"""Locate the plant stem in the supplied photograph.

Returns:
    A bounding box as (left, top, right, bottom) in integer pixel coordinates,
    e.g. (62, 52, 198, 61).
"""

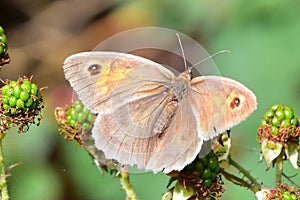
(221, 170, 259, 193)
(119, 166, 138, 200)
(0, 137, 9, 200)
(227, 155, 261, 192)
(282, 172, 299, 187)
(275, 151, 283, 187)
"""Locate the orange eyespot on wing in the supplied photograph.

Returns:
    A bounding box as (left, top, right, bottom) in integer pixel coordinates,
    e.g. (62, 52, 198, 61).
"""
(226, 90, 244, 110)
(230, 97, 240, 108)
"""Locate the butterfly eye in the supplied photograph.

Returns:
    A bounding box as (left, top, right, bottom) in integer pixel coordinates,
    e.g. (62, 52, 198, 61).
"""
(230, 97, 241, 108)
(88, 64, 102, 75)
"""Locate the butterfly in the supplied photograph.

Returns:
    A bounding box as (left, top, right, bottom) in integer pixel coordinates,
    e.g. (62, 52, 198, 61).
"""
(63, 51, 257, 173)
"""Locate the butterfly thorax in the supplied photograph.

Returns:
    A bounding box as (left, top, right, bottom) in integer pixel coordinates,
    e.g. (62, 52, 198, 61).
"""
(172, 71, 189, 102)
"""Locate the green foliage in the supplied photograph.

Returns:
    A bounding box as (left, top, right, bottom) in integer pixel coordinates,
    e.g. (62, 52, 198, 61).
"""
(2, 1, 300, 199)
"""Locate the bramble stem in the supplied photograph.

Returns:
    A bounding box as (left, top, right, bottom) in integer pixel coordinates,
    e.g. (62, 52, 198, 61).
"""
(119, 166, 138, 200)
(275, 151, 283, 187)
(221, 170, 259, 193)
(227, 155, 261, 193)
(282, 172, 299, 187)
(0, 136, 9, 200)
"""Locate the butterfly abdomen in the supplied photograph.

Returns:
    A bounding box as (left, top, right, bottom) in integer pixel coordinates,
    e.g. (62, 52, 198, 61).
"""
(154, 100, 178, 138)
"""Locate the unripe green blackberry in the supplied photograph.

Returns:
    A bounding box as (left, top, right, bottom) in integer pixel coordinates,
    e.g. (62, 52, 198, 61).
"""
(281, 191, 297, 200)
(0, 26, 4, 35)
(183, 150, 221, 187)
(168, 150, 225, 199)
(65, 100, 95, 131)
(0, 77, 44, 133)
(1, 78, 41, 115)
(198, 150, 220, 187)
(55, 100, 96, 145)
(0, 26, 8, 57)
(258, 105, 300, 171)
(174, 150, 224, 199)
(265, 184, 300, 200)
(0, 26, 10, 66)
(260, 105, 299, 136)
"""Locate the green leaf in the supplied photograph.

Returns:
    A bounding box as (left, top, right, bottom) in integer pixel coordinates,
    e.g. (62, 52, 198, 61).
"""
(162, 190, 173, 200)
(284, 142, 300, 170)
(172, 181, 194, 200)
(260, 139, 283, 170)
(166, 176, 177, 188)
(214, 133, 231, 161)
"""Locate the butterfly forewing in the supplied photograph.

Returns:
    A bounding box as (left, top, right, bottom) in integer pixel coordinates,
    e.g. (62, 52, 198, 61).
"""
(63, 52, 175, 114)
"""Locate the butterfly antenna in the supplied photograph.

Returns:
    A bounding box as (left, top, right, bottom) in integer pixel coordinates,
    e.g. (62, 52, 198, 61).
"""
(176, 33, 188, 73)
(190, 50, 231, 71)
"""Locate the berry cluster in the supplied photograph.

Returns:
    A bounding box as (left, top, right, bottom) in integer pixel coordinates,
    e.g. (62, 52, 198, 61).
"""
(65, 100, 95, 131)
(281, 191, 297, 200)
(258, 105, 300, 171)
(261, 105, 298, 136)
(0, 26, 8, 57)
(185, 150, 220, 187)
(265, 184, 300, 200)
(164, 150, 224, 200)
(1, 79, 40, 115)
(0, 77, 43, 133)
(55, 101, 118, 174)
(55, 100, 95, 145)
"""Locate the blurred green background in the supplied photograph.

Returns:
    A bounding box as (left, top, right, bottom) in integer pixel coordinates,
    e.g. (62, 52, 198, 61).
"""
(1, 0, 300, 199)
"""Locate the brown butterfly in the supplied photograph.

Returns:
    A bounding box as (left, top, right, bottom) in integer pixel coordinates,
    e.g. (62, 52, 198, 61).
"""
(63, 51, 257, 173)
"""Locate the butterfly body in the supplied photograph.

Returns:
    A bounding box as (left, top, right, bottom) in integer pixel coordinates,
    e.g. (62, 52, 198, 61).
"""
(63, 51, 257, 173)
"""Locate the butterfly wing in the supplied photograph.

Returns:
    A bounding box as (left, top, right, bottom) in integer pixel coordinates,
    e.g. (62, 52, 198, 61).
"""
(144, 92, 204, 173)
(92, 84, 203, 173)
(64, 52, 194, 171)
(63, 52, 175, 114)
(189, 76, 257, 140)
(161, 76, 257, 172)
(64, 52, 257, 173)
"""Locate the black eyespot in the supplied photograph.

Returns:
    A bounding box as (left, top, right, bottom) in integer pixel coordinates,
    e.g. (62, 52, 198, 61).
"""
(230, 97, 241, 108)
(88, 64, 101, 75)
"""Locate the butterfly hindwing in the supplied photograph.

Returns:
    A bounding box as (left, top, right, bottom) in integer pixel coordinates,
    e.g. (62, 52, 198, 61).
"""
(92, 85, 204, 173)
(190, 76, 257, 140)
